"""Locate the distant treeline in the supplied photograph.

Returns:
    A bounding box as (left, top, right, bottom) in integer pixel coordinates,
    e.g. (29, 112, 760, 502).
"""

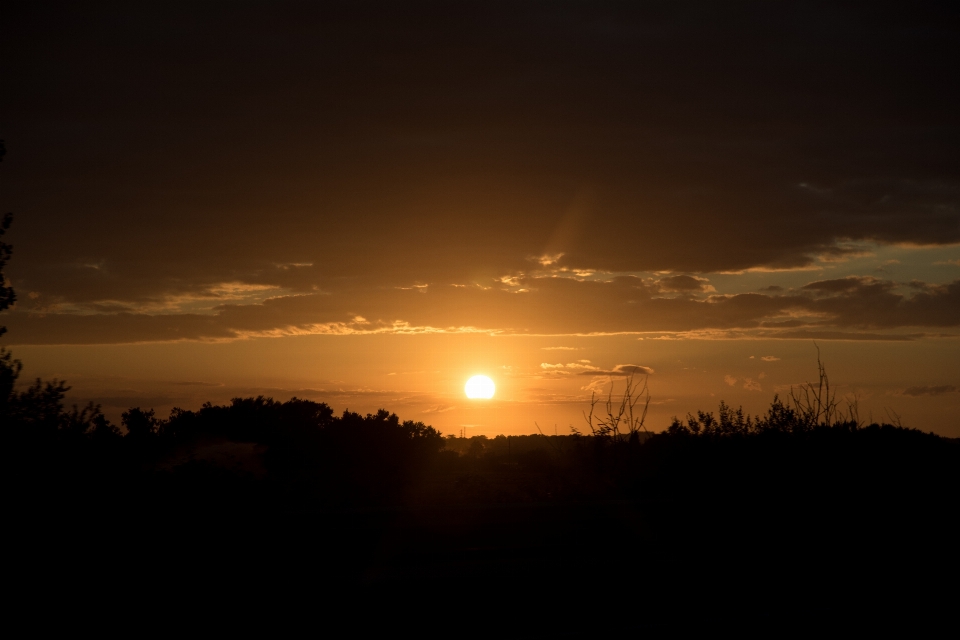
(5, 370, 957, 513)
(4, 362, 960, 608)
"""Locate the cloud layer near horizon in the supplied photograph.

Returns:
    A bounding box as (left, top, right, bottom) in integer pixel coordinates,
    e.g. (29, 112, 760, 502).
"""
(5, 274, 958, 344)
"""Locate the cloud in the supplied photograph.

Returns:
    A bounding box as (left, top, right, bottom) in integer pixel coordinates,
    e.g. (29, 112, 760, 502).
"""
(802, 277, 881, 294)
(422, 405, 456, 414)
(168, 381, 224, 387)
(536, 254, 564, 267)
(4, 1, 960, 350)
(761, 356, 780, 362)
(7, 273, 959, 344)
(901, 385, 958, 397)
(542, 361, 599, 374)
(755, 330, 925, 341)
(742, 378, 763, 392)
(580, 364, 653, 377)
(655, 275, 715, 293)
(6, 6, 960, 346)
(724, 375, 738, 386)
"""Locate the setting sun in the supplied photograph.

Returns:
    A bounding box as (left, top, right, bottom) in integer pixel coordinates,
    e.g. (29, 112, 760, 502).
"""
(465, 375, 495, 399)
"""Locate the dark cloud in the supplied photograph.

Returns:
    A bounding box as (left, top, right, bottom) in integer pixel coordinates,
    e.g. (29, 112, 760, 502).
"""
(656, 275, 713, 293)
(802, 278, 877, 294)
(902, 385, 958, 397)
(804, 279, 960, 329)
(3, 3, 959, 342)
(760, 330, 923, 342)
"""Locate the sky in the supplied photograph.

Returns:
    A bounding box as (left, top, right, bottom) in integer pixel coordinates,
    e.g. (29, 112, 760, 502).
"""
(2, 2, 959, 436)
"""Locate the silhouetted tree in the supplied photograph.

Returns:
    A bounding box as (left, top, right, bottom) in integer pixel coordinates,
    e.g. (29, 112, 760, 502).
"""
(87, 413, 123, 441)
(0, 140, 14, 333)
(0, 346, 20, 415)
(0, 140, 21, 417)
(122, 407, 161, 439)
(5, 377, 71, 437)
(0, 141, 121, 442)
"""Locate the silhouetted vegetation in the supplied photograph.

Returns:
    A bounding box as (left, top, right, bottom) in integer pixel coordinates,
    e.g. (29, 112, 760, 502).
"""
(5, 368, 955, 516)
(5, 370, 955, 624)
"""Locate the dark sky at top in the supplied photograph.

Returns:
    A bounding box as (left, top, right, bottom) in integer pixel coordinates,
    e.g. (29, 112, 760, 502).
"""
(2, 2, 959, 343)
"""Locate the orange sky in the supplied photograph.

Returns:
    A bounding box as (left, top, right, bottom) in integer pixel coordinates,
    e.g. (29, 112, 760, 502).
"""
(13, 332, 960, 437)
(2, 3, 959, 436)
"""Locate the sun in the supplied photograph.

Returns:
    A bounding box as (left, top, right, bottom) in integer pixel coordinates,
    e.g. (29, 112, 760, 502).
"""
(465, 375, 495, 399)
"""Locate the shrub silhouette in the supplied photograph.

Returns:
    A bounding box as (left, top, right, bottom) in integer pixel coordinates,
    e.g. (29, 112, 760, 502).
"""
(573, 374, 650, 442)
(666, 353, 862, 438)
(122, 407, 162, 439)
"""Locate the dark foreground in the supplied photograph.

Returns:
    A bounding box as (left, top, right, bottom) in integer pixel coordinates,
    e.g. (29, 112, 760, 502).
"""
(23, 493, 957, 633)
(8, 396, 960, 633)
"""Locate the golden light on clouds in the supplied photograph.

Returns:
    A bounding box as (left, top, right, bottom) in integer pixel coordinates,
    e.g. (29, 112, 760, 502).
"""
(465, 375, 495, 399)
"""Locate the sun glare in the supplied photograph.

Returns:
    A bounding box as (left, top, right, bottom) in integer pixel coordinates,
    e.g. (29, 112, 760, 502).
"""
(465, 375, 495, 399)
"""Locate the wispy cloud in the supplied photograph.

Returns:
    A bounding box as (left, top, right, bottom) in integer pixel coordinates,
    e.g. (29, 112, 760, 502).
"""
(168, 381, 224, 387)
(579, 364, 653, 377)
(901, 385, 957, 397)
(7, 270, 960, 345)
(423, 404, 456, 414)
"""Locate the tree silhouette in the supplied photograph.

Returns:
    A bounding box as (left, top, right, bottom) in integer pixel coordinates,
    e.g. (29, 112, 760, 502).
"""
(0, 140, 21, 415)
(121, 407, 162, 439)
(0, 141, 14, 327)
(0, 141, 110, 439)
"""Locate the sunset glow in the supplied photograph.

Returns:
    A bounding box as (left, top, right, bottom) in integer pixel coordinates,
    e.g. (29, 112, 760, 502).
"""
(1, 3, 958, 439)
